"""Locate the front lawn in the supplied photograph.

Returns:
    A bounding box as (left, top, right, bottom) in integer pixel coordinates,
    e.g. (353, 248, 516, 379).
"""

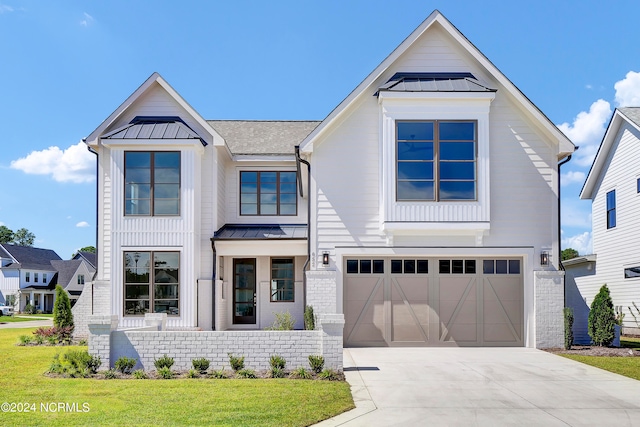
(0, 328, 354, 426)
(0, 316, 47, 323)
(559, 337, 640, 381)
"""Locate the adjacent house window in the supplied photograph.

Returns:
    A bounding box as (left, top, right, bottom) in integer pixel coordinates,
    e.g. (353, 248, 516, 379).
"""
(240, 171, 297, 215)
(625, 266, 640, 278)
(34, 273, 39, 283)
(125, 152, 180, 216)
(124, 251, 179, 316)
(637, 178, 640, 193)
(270, 258, 294, 302)
(606, 190, 616, 229)
(77, 275, 85, 285)
(43, 273, 47, 284)
(396, 121, 477, 201)
(25, 272, 30, 282)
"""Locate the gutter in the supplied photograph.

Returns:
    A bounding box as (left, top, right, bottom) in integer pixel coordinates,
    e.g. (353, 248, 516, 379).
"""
(295, 146, 311, 313)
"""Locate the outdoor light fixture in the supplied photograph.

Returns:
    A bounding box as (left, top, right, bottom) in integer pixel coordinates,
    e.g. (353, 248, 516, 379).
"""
(322, 252, 329, 265)
(540, 251, 549, 266)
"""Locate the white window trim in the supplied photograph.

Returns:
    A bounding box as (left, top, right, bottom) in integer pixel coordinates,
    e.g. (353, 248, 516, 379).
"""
(379, 92, 494, 237)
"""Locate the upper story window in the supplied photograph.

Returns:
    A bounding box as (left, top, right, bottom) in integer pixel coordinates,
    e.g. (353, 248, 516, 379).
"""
(240, 171, 297, 216)
(34, 273, 39, 283)
(125, 152, 180, 216)
(396, 121, 476, 201)
(606, 189, 616, 229)
(637, 178, 640, 193)
(43, 273, 47, 284)
(78, 275, 85, 285)
(25, 272, 30, 282)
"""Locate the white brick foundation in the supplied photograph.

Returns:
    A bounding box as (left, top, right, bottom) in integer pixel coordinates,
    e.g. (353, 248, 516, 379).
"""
(534, 270, 565, 349)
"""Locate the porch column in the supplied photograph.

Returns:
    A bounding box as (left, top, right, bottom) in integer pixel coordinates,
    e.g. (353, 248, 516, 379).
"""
(29, 291, 34, 307)
(39, 292, 44, 311)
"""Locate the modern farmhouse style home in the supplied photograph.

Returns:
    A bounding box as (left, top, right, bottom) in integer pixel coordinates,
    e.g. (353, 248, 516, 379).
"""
(81, 11, 574, 369)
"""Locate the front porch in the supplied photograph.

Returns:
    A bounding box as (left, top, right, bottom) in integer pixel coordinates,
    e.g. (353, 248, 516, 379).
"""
(19, 288, 55, 313)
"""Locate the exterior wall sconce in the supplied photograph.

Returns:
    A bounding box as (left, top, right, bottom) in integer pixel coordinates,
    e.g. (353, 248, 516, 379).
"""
(322, 252, 330, 266)
(540, 251, 549, 266)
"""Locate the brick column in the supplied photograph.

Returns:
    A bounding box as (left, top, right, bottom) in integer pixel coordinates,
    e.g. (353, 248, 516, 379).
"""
(534, 271, 565, 349)
(318, 313, 344, 370)
(88, 315, 118, 370)
(306, 270, 337, 314)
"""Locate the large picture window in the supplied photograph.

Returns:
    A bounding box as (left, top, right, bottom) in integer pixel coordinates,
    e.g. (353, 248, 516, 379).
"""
(271, 258, 294, 302)
(240, 171, 297, 215)
(124, 251, 179, 316)
(396, 121, 476, 201)
(125, 152, 180, 216)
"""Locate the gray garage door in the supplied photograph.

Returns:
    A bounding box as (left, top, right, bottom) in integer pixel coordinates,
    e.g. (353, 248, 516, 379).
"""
(344, 258, 523, 347)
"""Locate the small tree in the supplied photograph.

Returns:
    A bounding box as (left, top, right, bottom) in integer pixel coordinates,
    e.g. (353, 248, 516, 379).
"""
(53, 285, 74, 331)
(563, 307, 574, 350)
(561, 248, 579, 261)
(588, 284, 616, 346)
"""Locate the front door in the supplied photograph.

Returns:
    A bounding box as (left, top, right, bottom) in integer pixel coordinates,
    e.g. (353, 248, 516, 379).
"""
(233, 258, 256, 324)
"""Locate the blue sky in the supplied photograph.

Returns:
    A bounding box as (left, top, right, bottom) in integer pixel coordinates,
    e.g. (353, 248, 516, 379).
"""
(1, 0, 640, 258)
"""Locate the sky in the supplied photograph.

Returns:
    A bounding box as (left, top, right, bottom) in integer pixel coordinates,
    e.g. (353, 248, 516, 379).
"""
(1, 0, 640, 258)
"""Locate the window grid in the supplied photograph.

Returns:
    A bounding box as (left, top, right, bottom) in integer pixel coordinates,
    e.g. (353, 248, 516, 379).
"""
(124, 251, 180, 316)
(271, 258, 294, 302)
(125, 151, 181, 216)
(240, 171, 297, 216)
(606, 190, 616, 229)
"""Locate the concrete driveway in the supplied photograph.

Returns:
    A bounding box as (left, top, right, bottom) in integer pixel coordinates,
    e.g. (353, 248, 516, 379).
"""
(318, 347, 640, 426)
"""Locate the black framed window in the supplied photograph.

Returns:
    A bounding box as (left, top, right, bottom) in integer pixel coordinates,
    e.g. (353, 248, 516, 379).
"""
(78, 275, 85, 285)
(271, 258, 294, 302)
(483, 259, 521, 275)
(625, 266, 640, 279)
(397, 121, 476, 201)
(606, 190, 616, 229)
(124, 251, 179, 316)
(125, 152, 180, 216)
(240, 171, 297, 216)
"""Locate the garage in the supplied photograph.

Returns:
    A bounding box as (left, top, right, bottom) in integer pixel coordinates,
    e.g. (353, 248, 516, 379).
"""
(343, 257, 523, 347)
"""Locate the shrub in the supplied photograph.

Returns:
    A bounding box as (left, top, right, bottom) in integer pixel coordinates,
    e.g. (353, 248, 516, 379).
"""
(103, 369, 118, 379)
(53, 284, 74, 331)
(615, 306, 625, 326)
(46, 336, 58, 346)
(308, 355, 324, 374)
(187, 369, 199, 378)
(270, 355, 286, 370)
(78, 339, 88, 346)
(265, 311, 296, 330)
(564, 307, 574, 350)
(64, 350, 96, 373)
(33, 334, 45, 345)
(157, 366, 173, 379)
(48, 350, 100, 377)
(228, 353, 244, 372)
(318, 368, 340, 381)
(192, 358, 210, 374)
(17, 335, 33, 345)
(132, 369, 148, 379)
(33, 326, 73, 345)
(115, 356, 137, 374)
(588, 284, 616, 346)
(154, 355, 175, 370)
(236, 368, 256, 379)
(304, 305, 315, 330)
(629, 302, 640, 327)
(289, 367, 312, 379)
(209, 369, 229, 379)
(24, 304, 35, 314)
(269, 366, 285, 378)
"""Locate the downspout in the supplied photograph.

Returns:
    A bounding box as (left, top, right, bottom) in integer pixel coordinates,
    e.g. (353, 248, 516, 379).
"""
(85, 139, 98, 315)
(558, 151, 574, 309)
(211, 240, 217, 331)
(295, 146, 311, 313)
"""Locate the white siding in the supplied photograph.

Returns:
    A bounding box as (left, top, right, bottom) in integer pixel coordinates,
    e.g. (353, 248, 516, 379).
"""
(0, 270, 19, 303)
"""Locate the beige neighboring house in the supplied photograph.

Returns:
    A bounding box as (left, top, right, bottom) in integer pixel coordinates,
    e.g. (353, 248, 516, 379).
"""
(82, 10, 574, 352)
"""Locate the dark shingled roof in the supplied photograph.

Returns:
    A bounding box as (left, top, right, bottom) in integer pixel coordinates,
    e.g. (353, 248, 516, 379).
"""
(0, 244, 62, 270)
(73, 251, 96, 269)
(618, 107, 640, 128)
(50, 260, 84, 292)
(378, 72, 497, 94)
(208, 121, 320, 155)
(213, 224, 308, 240)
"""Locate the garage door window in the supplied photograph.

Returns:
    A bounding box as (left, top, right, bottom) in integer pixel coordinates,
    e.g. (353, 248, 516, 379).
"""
(439, 259, 476, 274)
(482, 259, 520, 274)
(346, 259, 384, 274)
(391, 259, 429, 274)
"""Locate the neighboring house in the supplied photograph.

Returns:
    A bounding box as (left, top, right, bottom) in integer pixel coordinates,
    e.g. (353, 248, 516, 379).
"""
(73, 251, 97, 270)
(83, 10, 574, 351)
(565, 107, 640, 341)
(0, 244, 95, 313)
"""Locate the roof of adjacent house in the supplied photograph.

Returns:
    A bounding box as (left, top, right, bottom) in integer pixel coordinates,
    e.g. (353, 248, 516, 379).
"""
(0, 244, 62, 270)
(618, 107, 640, 127)
(208, 120, 320, 155)
(73, 251, 96, 269)
(50, 260, 83, 291)
(213, 224, 308, 240)
(377, 72, 497, 94)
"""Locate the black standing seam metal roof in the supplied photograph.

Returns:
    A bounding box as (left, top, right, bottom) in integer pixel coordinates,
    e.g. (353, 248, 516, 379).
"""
(212, 224, 308, 240)
(377, 72, 497, 95)
(102, 116, 206, 146)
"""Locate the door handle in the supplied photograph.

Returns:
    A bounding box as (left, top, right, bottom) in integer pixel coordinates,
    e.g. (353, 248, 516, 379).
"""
(253, 293, 257, 305)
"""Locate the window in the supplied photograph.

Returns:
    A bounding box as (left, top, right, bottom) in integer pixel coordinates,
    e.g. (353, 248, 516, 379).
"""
(240, 171, 297, 215)
(77, 275, 85, 285)
(606, 190, 616, 229)
(271, 258, 294, 302)
(482, 259, 521, 275)
(124, 251, 179, 316)
(439, 259, 476, 274)
(346, 259, 385, 274)
(396, 121, 476, 201)
(43, 273, 47, 284)
(637, 177, 640, 193)
(125, 152, 180, 216)
(625, 266, 640, 279)
(390, 259, 428, 274)
(25, 272, 30, 282)
(34, 273, 39, 283)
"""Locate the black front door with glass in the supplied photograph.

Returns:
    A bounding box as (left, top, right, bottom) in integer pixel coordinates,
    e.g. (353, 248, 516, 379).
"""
(233, 258, 256, 324)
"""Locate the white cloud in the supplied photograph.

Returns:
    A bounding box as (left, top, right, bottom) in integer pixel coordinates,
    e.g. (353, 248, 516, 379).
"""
(561, 230, 593, 256)
(585, 84, 593, 90)
(0, 4, 14, 13)
(10, 141, 95, 183)
(561, 170, 586, 187)
(80, 12, 94, 27)
(76, 221, 90, 228)
(614, 71, 640, 107)
(557, 99, 611, 167)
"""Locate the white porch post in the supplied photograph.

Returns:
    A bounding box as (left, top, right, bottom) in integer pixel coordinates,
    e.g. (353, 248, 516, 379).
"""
(29, 291, 34, 307)
(39, 292, 44, 311)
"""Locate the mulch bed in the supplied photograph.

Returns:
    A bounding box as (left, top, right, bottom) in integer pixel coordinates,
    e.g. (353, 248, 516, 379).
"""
(546, 346, 640, 357)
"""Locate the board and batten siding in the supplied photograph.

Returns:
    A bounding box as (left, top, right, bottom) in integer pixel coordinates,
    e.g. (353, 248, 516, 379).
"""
(581, 123, 640, 327)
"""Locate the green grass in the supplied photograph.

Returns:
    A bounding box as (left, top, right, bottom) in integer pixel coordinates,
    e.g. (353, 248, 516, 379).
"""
(560, 336, 640, 381)
(0, 316, 48, 323)
(18, 313, 55, 318)
(0, 328, 354, 426)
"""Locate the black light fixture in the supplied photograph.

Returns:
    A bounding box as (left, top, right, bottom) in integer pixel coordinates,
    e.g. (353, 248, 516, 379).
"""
(540, 251, 549, 266)
(322, 252, 330, 266)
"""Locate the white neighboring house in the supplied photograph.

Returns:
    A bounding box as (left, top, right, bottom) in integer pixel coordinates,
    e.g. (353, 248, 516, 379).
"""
(0, 244, 94, 313)
(83, 10, 574, 348)
(565, 107, 640, 341)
